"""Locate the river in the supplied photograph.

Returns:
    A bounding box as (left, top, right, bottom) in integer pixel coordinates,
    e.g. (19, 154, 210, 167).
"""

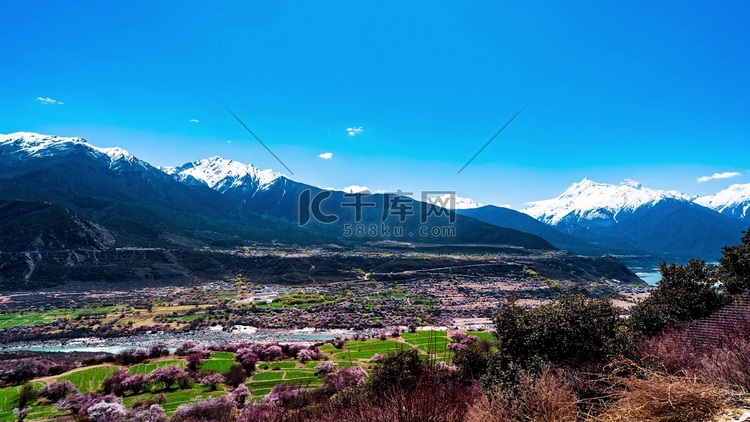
(1, 326, 373, 354)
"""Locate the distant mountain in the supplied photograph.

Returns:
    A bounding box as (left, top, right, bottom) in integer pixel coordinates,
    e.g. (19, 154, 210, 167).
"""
(524, 178, 696, 226)
(161, 156, 282, 193)
(696, 183, 750, 221)
(523, 179, 747, 261)
(165, 156, 554, 249)
(0, 132, 323, 247)
(458, 205, 601, 254)
(425, 194, 482, 210)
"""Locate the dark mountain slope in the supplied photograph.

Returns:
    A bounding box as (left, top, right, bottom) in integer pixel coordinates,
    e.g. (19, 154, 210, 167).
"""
(458, 206, 601, 254)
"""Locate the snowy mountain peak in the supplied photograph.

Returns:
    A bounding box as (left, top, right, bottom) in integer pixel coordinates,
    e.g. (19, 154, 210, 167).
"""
(524, 178, 695, 225)
(0, 132, 136, 164)
(426, 194, 483, 210)
(167, 156, 283, 191)
(696, 183, 750, 220)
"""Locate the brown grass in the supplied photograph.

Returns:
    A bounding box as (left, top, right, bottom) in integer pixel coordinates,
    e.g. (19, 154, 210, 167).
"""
(465, 366, 578, 422)
(597, 373, 728, 422)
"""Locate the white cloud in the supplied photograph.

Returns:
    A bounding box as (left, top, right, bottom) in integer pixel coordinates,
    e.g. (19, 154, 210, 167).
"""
(190, 119, 200, 123)
(341, 185, 371, 194)
(346, 126, 364, 137)
(318, 152, 333, 160)
(37, 97, 63, 105)
(696, 171, 742, 183)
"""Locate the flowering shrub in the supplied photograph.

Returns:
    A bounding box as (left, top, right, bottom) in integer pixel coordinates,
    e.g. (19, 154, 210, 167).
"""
(87, 400, 126, 422)
(235, 348, 259, 372)
(232, 384, 251, 406)
(408, 323, 418, 333)
(447, 342, 467, 352)
(187, 352, 204, 371)
(324, 366, 368, 392)
(296, 348, 317, 363)
(122, 374, 149, 395)
(176, 341, 197, 356)
(58, 393, 119, 416)
(448, 330, 468, 342)
(236, 404, 285, 422)
(314, 361, 337, 375)
(149, 344, 169, 358)
(103, 370, 131, 395)
(435, 361, 459, 372)
(126, 404, 167, 422)
(38, 380, 77, 402)
(115, 348, 149, 365)
(223, 364, 248, 387)
(263, 383, 305, 408)
(462, 335, 478, 347)
(332, 338, 346, 349)
(187, 346, 209, 357)
(262, 345, 284, 361)
(171, 396, 237, 422)
(391, 327, 401, 337)
(104, 370, 149, 396)
(200, 373, 225, 390)
(148, 365, 187, 389)
(378, 333, 388, 341)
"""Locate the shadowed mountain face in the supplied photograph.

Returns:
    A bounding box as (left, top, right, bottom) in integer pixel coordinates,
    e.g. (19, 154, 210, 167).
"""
(0, 201, 115, 252)
(458, 206, 602, 254)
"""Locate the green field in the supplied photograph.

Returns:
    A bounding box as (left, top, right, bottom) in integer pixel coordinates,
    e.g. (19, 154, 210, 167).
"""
(0, 383, 48, 421)
(129, 360, 185, 375)
(199, 359, 235, 373)
(467, 331, 496, 341)
(210, 351, 236, 360)
(59, 365, 120, 393)
(121, 388, 226, 414)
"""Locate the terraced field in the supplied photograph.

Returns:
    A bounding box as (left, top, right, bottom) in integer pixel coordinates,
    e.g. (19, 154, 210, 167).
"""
(58, 365, 120, 393)
(130, 359, 185, 375)
(0, 330, 494, 421)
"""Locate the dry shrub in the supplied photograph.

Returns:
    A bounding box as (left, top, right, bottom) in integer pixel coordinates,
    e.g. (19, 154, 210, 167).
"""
(317, 371, 476, 422)
(465, 366, 578, 422)
(598, 373, 728, 422)
(693, 336, 750, 392)
(635, 313, 750, 392)
(635, 328, 700, 375)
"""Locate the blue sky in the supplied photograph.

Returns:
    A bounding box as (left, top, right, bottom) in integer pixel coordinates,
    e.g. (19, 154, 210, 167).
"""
(2, 1, 749, 208)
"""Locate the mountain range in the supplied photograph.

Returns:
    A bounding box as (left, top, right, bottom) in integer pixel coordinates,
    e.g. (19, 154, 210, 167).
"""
(1, 131, 748, 287)
(470, 178, 748, 262)
(0, 132, 551, 251)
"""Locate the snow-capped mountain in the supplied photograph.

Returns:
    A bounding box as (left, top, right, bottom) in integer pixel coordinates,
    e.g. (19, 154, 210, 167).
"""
(0, 132, 144, 169)
(524, 178, 695, 226)
(425, 194, 482, 210)
(162, 156, 283, 194)
(522, 178, 746, 260)
(696, 183, 750, 221)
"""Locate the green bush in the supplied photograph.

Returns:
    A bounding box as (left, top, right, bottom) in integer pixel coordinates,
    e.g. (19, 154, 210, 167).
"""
(493, 295, 626, 369)
(629, 260, 723, 336)
(720, 230, 750, 295)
